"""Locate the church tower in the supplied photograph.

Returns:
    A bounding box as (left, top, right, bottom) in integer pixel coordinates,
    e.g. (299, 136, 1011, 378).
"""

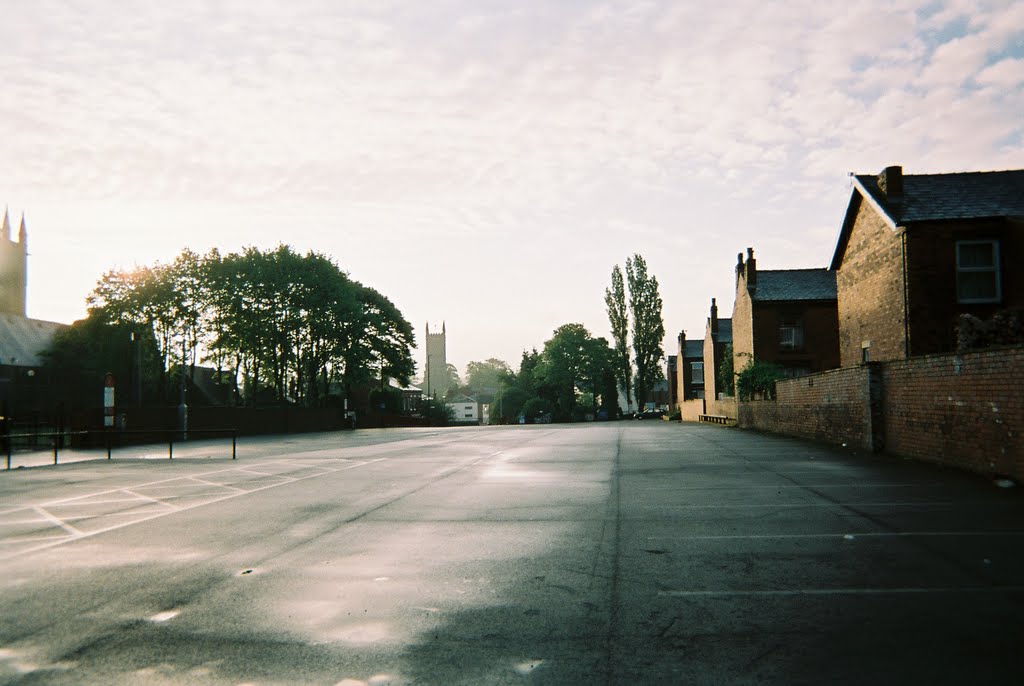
(0, 208, 28, 317)
(424, 322, 449, 399)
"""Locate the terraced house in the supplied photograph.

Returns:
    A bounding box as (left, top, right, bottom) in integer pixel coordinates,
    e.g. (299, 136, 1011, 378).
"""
(830, 166, 1024, 366)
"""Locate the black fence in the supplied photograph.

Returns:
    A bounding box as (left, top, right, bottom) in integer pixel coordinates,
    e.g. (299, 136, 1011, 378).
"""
(3, 428, 237, 470)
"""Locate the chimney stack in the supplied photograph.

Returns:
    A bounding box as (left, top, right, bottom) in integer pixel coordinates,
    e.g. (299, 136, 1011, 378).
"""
(745, 247, 757, 290)
(878, 165, 903, 203)
(709, 298, 719, 337)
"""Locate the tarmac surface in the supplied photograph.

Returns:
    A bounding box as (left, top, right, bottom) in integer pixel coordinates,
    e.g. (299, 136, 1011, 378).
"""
(1, 422, 1022, 685)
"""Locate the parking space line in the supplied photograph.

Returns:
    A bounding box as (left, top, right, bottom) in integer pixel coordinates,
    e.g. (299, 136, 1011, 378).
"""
(646, 531, 1024, 541)
(0, 457, 388, 560)
(33, 506, 83, 538)
(659, 586, 1024, 597)
(122, 489, 181, 510)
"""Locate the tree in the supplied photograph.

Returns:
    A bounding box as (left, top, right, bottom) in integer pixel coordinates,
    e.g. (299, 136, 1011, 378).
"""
(489, 349, 541, 424)
(79, 245, 416, 411)
(719, 343, 735, 397)
(604, 264, 632, 411)
(465, 358, 511, 400)
(735, 359, 783, 401)
(625, 254, 665, 409)
(534, 324, 618, 422)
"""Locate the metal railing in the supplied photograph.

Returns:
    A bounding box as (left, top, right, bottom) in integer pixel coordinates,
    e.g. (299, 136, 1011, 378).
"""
(4, 428, 237, 470)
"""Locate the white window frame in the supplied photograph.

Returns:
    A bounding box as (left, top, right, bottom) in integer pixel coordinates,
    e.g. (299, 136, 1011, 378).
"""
(956, 240, 1001, 304)
(778, 318, 804, 350)
(690, 361, 704, 384)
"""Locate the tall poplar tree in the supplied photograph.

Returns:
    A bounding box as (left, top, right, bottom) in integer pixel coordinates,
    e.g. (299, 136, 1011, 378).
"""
(604, 264, 633, 411)
(626, 254, 665, 409)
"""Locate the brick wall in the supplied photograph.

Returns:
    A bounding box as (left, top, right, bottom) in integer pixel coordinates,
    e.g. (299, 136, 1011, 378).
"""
(835, 198, 907, 366)
(881, 347, 1024, 480)
(738, 366, 872, 449)
(905, 220, 1024, 357)
(735, 346, 1024, 482)
(679, 398, 703, 422)
(705, 397, 737, 420)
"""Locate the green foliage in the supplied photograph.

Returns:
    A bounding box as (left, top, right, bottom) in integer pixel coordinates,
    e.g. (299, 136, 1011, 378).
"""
(419, 397, 455, 424)
(719, 343, 735, 396)
(735, 359, 784, 401)
(625, 254, 665, 408)
(465, 358, 511, 400)
(604, 264, 632, 409)
(41, 315, 163, 407)
(78, 245, 415, 409)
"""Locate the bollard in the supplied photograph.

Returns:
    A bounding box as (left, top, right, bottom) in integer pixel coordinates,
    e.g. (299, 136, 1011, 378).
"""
(169, 438, 173, 460)
(232, 431, 237, 460)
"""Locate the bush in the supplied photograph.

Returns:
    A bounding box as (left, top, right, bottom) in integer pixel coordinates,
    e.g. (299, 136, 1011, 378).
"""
(735, 360, 784, 401)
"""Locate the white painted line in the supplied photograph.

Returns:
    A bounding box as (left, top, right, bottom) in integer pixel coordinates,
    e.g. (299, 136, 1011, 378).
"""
(646, 531, 1024, 541)
(32, 506, 83, 537)
(0, 457, 388, 560)
(644, 501, 1003, 509)
(121, 489, 181, 511)
(188, 477, 248, 491)
(659, 587, 1024, 598)
(0, 535, 72, 545)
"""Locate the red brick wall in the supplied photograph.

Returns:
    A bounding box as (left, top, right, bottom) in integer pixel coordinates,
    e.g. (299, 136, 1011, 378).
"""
(905, 220, 1024, 356)
(881, 347, 1024, 480)
(751, 301, 840, 373)
(835, 198, 908, 366)
(738, 366, 872, 449)
(736, 346, 1024, 482)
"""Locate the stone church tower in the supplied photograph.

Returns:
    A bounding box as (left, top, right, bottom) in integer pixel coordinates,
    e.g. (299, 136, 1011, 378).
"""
(0, 208, 28, 317)
(424, 322, 449, 399)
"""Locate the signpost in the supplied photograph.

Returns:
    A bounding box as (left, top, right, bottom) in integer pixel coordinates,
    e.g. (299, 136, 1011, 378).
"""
(103, 373, 116, 428)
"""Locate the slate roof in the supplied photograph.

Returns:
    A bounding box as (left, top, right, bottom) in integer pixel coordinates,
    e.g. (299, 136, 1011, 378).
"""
(0, 313, 66, 366)
(751, 269, 837, 302)
(854, 169, 1024, 224)
(684, 340, 704, 359)
(715, 318, 732, 344)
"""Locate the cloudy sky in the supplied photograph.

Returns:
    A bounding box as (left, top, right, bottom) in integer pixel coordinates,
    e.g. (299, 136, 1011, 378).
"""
(3, 0, 1022, 377)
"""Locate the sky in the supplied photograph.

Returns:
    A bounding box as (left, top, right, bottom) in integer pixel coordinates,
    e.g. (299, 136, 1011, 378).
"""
(2, 0, 1022, 380)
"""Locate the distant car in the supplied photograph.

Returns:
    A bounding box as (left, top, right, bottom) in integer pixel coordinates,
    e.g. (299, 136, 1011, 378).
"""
(636, 409, 665, 420)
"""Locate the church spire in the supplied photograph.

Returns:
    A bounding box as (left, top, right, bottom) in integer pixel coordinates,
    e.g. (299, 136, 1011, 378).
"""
(1, 206, 9, 242)
(18, 213, 27, 248)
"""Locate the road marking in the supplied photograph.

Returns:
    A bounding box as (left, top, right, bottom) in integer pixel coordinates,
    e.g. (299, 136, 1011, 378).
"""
(645, 531, 1024, 541)
(122, 489, 180, 511)
(0, 457, 387, 560)
(32, 506, 83, 538)
(659, 587, 1024, 597)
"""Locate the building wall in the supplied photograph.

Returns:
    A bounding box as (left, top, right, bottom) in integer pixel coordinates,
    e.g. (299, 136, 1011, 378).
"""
(736, 346, 1024, 483)
(750, 301, 841, 374)
(835, 198, 907, 366)
(738, 366, 873, 450)
(0, 232, 27, 317)
(679, 398, 703, 422)
(731, 278, 754, 381)
(905, 219, 1024, 357)
(881, 347, 1023, 480)
(424, 325, 448, 399)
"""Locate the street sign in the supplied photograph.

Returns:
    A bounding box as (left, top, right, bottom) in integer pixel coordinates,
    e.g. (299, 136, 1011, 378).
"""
(103, 373, 115, 428)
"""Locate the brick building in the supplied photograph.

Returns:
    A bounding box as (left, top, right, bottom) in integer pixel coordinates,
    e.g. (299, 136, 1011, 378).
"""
(732, 248, 840, 379)
(830, 166, 1024, 366)
(701, 298, 733, 400)
(675, 331, 705, 404)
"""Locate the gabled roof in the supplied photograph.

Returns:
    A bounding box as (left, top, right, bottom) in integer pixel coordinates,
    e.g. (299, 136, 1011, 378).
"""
(831, 168, 1024, 269)
(716, 319, 732, 344)
(752, 269, 836, 302)
(0, 313, 66, 366)
(855, 169, 1024, 225)
(684, 340, 703, 359)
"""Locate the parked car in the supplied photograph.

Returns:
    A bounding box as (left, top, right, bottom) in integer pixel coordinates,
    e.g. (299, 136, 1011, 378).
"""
(636, 409, 665, 420)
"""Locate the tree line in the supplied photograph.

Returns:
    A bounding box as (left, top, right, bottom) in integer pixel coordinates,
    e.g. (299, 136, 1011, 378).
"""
(45, 245, 414, 408)
(484, 253, 666, 423)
